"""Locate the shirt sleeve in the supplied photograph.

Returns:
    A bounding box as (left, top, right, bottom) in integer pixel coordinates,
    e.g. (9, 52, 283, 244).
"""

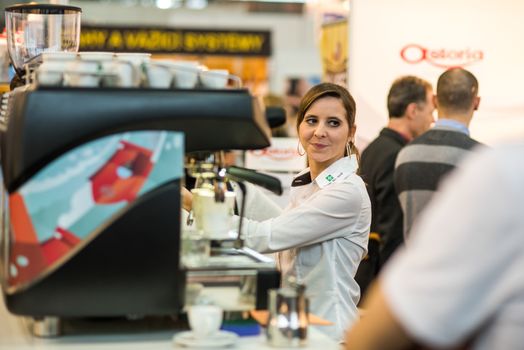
(382, 147, 523, 347)
(240, 180, 369, 253)
(232, 181, 282, 221)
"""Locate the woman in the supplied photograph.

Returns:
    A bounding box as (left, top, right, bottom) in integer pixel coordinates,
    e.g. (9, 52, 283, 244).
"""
(184, 83, 371, 341)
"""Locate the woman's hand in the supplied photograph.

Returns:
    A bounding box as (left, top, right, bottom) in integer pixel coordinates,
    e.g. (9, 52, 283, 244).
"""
(181, 187, 193, 212)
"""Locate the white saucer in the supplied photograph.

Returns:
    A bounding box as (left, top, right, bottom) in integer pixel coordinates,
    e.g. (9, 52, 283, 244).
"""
(173, 330, 238, 348)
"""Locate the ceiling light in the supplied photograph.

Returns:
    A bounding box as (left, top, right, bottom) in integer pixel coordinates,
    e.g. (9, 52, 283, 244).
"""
(156, 0, 174, 9)
(186, 0, 208, 9)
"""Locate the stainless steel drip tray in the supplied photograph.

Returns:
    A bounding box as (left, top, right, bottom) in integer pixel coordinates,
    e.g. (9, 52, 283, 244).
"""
(194, 246, 276, 271)
(184, 247, 279, 311)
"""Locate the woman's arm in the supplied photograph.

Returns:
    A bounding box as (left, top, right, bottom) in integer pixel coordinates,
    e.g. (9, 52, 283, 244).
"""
(242, 181, 370, 253)
(232, 181, 282, 221)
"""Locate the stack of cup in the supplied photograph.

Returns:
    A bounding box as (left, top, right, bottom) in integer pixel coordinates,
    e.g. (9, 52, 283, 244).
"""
(115, 52, 151, 87)
(36, 52, 77, 86)
(171, 61, 200, 89)
(145, 59, 201, 89)
(63, 53, 101, 87)
(199, 69, 231, 89)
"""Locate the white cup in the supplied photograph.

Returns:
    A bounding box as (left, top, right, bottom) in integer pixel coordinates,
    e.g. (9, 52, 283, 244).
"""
(37, 61, 66, 86)
(115, 53, 151, 86)
(115, 52, 151, 66)
(37, 52, 78, 86)
(200, 69, 230, 89)
(104, 60, 135, 88)
(191, 188, 235, 239)
(188, 305, 223, 339)
(79, 52, 116, 87)
(63, 60, 100, 87)
(145, 62, 173, 88)
(170, 60, 200, 89)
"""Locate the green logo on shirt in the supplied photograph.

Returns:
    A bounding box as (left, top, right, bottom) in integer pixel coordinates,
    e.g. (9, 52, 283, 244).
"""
(326, 174, 334, 182)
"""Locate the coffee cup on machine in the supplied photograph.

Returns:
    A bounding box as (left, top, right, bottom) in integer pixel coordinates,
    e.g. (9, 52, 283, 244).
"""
(63, 60, 100, 87)
(115, 52, 151, 87)
(170, 61, 200, 89)
(37, 52, 78, 86)
(37, 61, 66, 86)
(191, 188, 236, 239)
(144, 61, 173, 89)
(199, 69, 230, 89)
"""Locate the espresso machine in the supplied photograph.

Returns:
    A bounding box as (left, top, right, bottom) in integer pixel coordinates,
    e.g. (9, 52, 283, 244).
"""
(0, 3, 283, 337)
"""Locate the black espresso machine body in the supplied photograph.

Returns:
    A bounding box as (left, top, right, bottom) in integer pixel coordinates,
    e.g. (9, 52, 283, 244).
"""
(0, 86, 273, 318)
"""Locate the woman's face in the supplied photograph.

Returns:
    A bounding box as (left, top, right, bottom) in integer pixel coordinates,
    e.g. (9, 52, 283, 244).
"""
(298, 96, 351, 171)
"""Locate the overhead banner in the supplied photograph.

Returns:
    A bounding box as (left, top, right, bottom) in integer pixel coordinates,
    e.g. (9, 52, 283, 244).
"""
(80, 24, 271, 57)
(349, 0, 524, 147)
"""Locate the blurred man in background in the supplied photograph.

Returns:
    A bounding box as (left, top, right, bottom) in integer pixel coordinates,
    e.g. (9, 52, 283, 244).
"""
(355, 76, 434, 296)
(395, 67, 481, 240)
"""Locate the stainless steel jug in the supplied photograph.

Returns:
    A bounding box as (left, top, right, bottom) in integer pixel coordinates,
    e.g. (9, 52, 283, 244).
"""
(266, 281, 308, 347)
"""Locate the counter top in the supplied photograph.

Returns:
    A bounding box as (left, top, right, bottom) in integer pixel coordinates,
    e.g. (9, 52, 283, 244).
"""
(0, 291, 340, 350)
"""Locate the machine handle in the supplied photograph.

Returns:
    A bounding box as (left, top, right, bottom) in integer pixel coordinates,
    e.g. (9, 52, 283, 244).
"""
(226, 166, 282, 196)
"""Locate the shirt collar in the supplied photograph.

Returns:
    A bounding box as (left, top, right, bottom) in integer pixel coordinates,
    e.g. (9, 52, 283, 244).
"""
(315, 155, 359, 189)
(434, 119, 470, 136)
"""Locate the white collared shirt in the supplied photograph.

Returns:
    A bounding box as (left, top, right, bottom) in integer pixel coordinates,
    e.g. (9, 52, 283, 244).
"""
(382, 142, 524, 349)
(239, 155, 371, 341)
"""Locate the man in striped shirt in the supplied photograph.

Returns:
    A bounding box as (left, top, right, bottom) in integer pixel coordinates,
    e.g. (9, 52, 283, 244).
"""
(394, 67, 482, 240)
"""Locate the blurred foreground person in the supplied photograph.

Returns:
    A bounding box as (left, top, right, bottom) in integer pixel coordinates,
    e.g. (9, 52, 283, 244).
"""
(345, 140, 524, 349)
(395, 67, 482, 240)
(183, 83, 371, 341)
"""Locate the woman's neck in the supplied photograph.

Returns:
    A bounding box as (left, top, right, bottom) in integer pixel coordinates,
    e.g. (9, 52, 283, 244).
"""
(309, 158, 342, 181)
(309, 166, 321, 181)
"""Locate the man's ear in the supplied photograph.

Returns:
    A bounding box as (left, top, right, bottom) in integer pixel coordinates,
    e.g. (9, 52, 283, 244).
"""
(405, 102, 418, 120)
(473, 96, 481, 111)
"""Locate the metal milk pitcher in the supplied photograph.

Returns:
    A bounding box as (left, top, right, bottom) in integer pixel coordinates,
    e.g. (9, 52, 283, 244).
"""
(266, 281, 308, 347)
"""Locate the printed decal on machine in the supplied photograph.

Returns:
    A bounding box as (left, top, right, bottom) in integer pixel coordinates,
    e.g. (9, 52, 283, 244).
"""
(7, 131, 184, 290)
(400, 44, 484, 68)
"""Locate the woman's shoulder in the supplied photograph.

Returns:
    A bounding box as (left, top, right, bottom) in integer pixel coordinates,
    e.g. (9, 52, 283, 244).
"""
(322, 173, 369, 200)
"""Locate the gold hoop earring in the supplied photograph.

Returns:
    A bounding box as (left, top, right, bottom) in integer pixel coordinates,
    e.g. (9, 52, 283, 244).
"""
(297, 141, 305, 156)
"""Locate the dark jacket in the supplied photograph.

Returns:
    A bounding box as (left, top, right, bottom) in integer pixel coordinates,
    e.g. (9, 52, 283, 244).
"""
(355, 128, 407, 296)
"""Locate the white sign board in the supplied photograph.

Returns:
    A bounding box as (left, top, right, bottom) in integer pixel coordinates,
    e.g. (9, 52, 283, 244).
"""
(349, 0, 524, 147)
(245, 137, 307, 172)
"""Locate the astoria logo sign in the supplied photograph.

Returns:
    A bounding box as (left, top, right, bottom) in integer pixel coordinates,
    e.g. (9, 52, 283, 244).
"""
(400, 44, 484, 68)
(250, 147, 298, 161)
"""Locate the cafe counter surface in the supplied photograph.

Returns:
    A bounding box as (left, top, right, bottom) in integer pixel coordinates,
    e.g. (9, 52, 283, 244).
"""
(0, 290, 341, 350)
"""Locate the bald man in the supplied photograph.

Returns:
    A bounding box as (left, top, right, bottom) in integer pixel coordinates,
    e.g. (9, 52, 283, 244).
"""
(394, 67, 483, 240)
